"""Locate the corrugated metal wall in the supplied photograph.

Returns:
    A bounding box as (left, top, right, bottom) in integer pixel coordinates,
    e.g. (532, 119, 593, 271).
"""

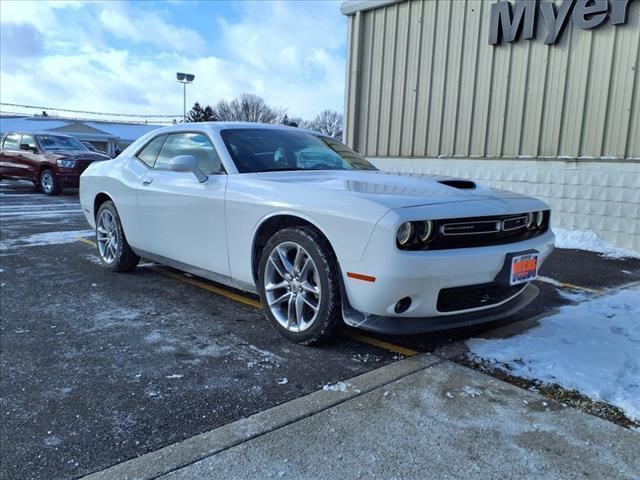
(345, 0, 640, 160)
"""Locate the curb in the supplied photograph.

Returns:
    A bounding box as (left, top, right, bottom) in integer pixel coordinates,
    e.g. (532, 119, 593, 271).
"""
(80, 353, 441, 480)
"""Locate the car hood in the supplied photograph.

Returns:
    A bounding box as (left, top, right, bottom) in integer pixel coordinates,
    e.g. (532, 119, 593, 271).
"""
(48, 150, 110, 161)
(254, 170, 532, 209)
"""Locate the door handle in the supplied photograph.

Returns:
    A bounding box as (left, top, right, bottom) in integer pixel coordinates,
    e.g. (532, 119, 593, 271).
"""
(142, 178, 153, 186)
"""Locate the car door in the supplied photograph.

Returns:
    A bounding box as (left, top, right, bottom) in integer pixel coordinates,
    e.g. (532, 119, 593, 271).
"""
(17, 134, 41, 180)
(0, 133, 24, 179)
(136, 132, 230, 277)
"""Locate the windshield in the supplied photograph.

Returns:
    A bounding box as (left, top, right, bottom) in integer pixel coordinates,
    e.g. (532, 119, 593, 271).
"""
(37, 135, 88, 151)
(220, 128, 377, 174)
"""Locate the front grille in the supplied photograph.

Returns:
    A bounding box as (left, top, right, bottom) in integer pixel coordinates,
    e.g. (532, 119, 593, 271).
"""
(436, 282, 526, 313)
(75, 160, 96, 173)
(400, 211, 550, 251)
(441, 219, 501, 235)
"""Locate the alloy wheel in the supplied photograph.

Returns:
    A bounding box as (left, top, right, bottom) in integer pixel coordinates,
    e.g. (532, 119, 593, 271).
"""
(264, 241, 321, 333)
(96, 209, 118, 264)
(41, 172, 54, 194)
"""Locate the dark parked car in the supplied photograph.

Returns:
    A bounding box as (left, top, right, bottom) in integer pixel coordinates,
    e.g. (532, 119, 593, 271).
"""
(81, 140, 108, 155)
(0, 132, 109, 195)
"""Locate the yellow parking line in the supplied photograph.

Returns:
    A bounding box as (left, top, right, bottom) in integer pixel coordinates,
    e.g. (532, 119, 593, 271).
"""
(75, 237, 417, 356)
(77, 237, 96, 247)
(152, 267, 264, 309)
(554, 281, 602, 294)
(344, 331, 418, 357)
(536, 275, 603, 294)
(155, 267, 416, 356)
(75, 236, 262, 308)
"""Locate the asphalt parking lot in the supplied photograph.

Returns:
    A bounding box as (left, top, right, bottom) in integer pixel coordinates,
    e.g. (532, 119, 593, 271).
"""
(2, 180, 640, 480)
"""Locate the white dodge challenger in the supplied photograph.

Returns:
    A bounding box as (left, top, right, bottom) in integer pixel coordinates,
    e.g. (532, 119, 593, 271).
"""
(80, 123, 554, 344)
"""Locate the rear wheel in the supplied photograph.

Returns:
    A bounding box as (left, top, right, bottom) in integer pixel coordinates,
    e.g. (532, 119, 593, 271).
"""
(39, 169, 61, 196)
(258, 227, 342, 345)
(95, 201, 139, 272)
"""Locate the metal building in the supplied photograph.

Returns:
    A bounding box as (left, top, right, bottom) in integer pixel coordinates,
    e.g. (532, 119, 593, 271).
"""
(342, 0, 640, 251)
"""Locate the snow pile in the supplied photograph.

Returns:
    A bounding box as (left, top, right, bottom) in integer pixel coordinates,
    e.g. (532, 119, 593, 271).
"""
(323, 381, 349, 392)
(0, 229, 93, 250)
(552, 228, 639, 259)
(466, 287, 640, 422)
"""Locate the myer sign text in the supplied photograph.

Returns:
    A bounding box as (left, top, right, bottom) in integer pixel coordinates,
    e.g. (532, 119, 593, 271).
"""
(489, 0, 634, 45)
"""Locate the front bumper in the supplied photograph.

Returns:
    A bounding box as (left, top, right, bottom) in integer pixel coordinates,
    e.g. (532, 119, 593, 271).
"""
(58, 173, 81, 187)
(341, 228, 554, 317)
(342, 283, 539, 334)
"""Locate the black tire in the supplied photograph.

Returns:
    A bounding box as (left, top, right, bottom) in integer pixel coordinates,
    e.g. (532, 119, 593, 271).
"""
(39, 169, 61, 196)
(257, 227, 342, 345)
(95, 200, 139, 272)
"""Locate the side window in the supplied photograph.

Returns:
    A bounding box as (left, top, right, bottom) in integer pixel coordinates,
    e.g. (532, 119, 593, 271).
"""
(136, 135, 167, 167)
(155, 133, 223, 174)
(21, 134, 36, 149)
(2, 133, 21, 150)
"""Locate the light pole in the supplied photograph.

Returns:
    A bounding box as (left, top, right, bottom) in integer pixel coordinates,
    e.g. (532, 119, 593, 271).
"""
(176, 72, 195, 122)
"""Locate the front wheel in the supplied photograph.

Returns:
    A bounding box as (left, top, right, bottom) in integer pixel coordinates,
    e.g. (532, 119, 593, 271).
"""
(39, 169, 61, 196)
(258, 227, 342, 345)
(95, 201, 139, 272)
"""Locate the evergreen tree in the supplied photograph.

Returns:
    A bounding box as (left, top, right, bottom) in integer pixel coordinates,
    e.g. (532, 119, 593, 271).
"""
(187, 102, 217, 122)
(202, 105, 216, 121)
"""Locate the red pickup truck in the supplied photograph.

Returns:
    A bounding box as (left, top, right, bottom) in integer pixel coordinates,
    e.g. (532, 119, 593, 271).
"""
(0, 131, 110, 195)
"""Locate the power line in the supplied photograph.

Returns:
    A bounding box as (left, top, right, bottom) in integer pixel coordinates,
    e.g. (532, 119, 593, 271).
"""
(0, 103, 180, 118)
(0, 110, 176, 125)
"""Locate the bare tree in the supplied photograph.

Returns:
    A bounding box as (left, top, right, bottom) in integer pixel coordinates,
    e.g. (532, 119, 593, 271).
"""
(308, 110, 343, 140)
(212, 93, 284, 124)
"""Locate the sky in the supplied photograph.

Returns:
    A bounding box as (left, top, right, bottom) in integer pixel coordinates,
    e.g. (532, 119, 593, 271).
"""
(0, 0, 347, 121)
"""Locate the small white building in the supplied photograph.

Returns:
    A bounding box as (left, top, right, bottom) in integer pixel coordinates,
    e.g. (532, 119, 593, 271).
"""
(0, 116, 162, 155)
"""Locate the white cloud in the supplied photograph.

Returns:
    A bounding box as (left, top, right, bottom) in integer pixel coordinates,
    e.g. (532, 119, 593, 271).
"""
(211, 1, 347, 117)
(98, 3, 206, 54)
(0, 1, 57, 28)
(0, 0, 347, 121)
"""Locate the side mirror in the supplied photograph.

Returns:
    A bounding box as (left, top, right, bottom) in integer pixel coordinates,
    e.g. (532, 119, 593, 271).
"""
(168, 155, 208, 183)
(20, 143, 38, 153)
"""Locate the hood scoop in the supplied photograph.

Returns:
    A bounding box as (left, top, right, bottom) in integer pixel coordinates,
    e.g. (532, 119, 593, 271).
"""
(438, 179, 476, 190)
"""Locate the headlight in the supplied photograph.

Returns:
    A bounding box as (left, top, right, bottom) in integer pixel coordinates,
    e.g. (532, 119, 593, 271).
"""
(57, 159, 76, 168)
(396, 222, 414, 246)
(535, 211, 544, 228)
(526, 212, 535, 230)
(417, 220, 434, 242)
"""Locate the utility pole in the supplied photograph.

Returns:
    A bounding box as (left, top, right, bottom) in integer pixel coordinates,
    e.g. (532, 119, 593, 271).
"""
(176, 72, 195, 123)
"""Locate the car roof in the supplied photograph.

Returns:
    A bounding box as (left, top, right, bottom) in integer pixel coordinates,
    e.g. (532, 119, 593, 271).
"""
(147, 122, 322, 137)
(3, 131, 77, 138)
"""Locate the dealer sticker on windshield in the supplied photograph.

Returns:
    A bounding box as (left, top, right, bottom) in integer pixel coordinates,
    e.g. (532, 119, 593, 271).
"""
(510, 253, 539, 285)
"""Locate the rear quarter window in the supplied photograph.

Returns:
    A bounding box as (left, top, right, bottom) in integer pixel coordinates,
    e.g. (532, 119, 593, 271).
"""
(136, 135, 167, 167)
(2, 133, 22, 149)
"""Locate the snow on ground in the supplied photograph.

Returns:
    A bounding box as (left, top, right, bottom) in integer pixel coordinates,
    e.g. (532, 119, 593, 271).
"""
(466, 287, 640, 422)
(553, 227, 640, 259)
(0, 229, 93, 250)
(323, 381, 350, 392)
